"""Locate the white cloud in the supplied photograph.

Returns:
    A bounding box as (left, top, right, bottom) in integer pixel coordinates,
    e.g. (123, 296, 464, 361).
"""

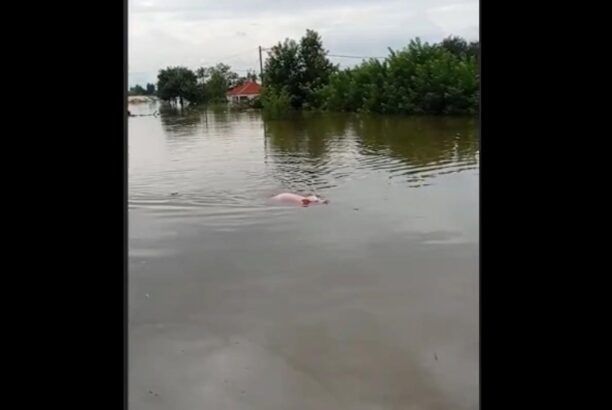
(426, 2, 479, 39)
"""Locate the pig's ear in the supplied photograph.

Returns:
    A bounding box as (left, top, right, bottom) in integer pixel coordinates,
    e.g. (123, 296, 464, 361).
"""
(302, 198, 311, 206)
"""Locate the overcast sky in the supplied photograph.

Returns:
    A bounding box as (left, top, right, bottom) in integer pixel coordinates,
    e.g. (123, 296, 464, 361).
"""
(129, 0, 478, 87)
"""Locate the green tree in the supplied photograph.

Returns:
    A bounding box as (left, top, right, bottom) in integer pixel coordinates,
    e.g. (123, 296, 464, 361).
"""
(145, 83, 156, 95)
(261, 85, 291, 119)
(318, 37, 478, 115)
(440, 36, 470, 58)
(298, 29, 337, 107)
(195, 67, 207, 84)
(263, 29, 335, 109)
(440, 36, 479, 61)
(196, 63, 240, 103)
(128, 84, 146, 95)
(468, 41, 479, 60)
(156, 66, 201, 107)
(263, 38, 302, 108)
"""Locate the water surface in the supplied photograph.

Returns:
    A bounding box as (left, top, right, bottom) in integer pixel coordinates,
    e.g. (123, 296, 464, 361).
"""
(129, 102, 479, 410)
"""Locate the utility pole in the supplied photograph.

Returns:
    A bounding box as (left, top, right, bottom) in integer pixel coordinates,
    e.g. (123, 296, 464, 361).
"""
(258, 46, 264, 85)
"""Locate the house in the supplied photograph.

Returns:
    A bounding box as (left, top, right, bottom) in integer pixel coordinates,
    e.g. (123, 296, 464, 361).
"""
(226, 80, 261, 104)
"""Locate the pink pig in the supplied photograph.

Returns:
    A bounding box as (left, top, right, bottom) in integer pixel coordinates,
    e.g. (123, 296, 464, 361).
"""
(271, 193, 329, 207)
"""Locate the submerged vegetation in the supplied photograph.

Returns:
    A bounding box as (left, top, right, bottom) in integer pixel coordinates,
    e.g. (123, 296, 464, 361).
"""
(260, 86, 292, 119)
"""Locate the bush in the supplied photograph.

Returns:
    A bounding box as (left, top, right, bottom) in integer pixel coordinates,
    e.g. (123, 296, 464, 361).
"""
(261, 86, 292, 119)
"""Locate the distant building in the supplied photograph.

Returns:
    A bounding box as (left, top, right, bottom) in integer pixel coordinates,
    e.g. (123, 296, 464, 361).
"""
(226, 81, 261, 103)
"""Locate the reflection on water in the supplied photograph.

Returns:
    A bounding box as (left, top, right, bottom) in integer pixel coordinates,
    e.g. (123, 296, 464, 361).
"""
(352, 115, 479, 187)
(262, 111, 479, 192)
(129, 102, 479, 410)
(138, 104, 479, 198)
(129, 102, 479, 249)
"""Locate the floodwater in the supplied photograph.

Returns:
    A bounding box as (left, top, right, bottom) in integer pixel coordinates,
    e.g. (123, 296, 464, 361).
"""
(128, 102, 479, 410)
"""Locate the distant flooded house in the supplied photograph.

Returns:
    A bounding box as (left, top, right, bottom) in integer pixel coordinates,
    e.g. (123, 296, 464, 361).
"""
(226, 81, 261, 104)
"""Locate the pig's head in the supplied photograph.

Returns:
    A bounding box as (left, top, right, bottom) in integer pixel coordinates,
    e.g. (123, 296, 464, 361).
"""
(302, 195, 330, 206)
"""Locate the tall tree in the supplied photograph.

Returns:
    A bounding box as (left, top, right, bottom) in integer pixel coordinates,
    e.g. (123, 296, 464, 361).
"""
(298, 29, 336, 106)
(156, 67, 201, 107)
(263, 29, 335, 109)
(263, 38, 302, 107)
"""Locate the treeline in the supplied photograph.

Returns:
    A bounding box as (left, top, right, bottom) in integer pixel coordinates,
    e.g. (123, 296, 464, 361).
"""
(142, 29, 478, 115)
(155, 64, 258, 107)
(262, 30, 479, 116)
(129, 83, 156, 96)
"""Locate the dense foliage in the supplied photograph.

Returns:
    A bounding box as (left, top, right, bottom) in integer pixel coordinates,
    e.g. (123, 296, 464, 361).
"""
(318, 38, 478, 114)
(263, 29, 336, 110)
(196, 63, 240, 103)
(156, 67, 202, 106)
(260, 86, 292, 119)
(263, 32, 479, 115)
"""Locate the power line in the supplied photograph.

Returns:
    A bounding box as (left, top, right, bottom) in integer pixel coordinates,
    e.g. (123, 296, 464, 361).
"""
(201, 47, 386, 75)
(327, 54, 386, 59)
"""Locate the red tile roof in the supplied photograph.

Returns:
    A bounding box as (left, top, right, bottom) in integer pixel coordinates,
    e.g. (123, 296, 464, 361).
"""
(227, 81, 261, 96)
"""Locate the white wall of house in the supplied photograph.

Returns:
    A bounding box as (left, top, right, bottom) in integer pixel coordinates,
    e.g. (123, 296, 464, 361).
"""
(226, 94, 259, 103)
